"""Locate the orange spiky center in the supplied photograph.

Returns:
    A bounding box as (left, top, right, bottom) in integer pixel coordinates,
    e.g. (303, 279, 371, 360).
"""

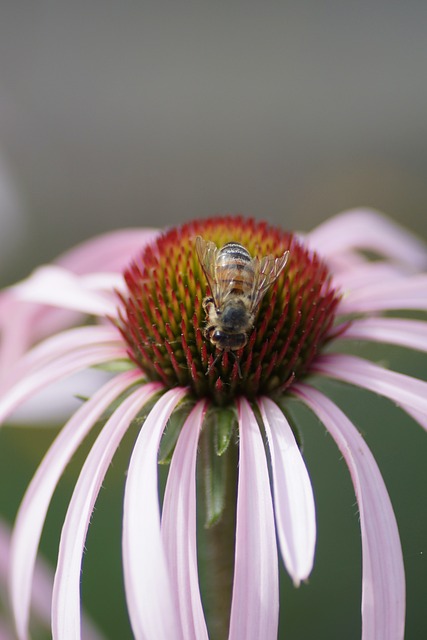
(116, 216, 340, 405)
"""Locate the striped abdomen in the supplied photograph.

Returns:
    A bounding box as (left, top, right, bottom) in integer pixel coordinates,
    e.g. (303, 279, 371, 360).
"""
(216, 242, 254, 295)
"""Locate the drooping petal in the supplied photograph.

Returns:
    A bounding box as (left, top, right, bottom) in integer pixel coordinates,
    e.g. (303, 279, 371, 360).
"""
(57, 228, 159, 274)
(229, 398, 279, 640)
(0, 296, 88, 376)
(77, 271, 126, 293)
(399, 405, 427, 431)
(1, 520, 48, 634)
(0, 519, 11, 594)
(313, 353, 427, 428)
(7, 370, 110, 426)
(52, 381, 162, 640)
(340, 317, 427, 353)
(0, 520, 106, 640)
(306, 208, 427, 270)
(338, 275, 427, 314)
(9, 266, 119, 317)
(123, 387, 188, 640)
(10, 370, 143, 640)
(0, 343, 126, 425)
(161, 401, 209, 640)
(1, 325, 122, 394)
(294, 384, 405, 640)
(258, 397, 316, 585)
(1, 324, 123, 424)
(0, 230, 158, 370)
(0, 295, 38, 379)
(331, 261, 407, 292)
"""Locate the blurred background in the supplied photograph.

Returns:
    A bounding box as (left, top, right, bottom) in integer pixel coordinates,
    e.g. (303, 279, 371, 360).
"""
(0, 2, 426, 638)
(1, 1, 427, 281)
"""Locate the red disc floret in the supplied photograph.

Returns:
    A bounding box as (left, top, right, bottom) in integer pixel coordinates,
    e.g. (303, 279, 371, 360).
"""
(116, 216, 341, 405)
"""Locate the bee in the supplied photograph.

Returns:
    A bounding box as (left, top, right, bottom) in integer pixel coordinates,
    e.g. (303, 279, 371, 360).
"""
(196, 236, 289, 354)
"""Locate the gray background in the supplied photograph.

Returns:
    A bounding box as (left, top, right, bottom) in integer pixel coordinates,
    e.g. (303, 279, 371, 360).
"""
(0, 1, 426, 281)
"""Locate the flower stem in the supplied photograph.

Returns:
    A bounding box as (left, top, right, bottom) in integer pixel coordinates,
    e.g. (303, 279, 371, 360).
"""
(198, 428, 238, 640)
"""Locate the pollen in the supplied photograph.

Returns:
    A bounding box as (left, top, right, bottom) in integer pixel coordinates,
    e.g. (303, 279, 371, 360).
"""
(116, 216, 341, 405)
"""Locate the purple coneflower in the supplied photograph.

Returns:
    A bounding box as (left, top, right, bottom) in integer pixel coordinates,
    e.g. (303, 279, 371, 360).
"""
(1, 209, 426, 640)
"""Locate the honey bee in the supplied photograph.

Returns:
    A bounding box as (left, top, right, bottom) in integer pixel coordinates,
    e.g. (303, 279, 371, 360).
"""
(196, 236, 289, 354)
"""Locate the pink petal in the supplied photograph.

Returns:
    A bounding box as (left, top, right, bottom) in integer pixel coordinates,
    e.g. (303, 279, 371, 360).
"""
(338, 275, 427, 314)
(6, 370, 111, 426)
(10, 266, 119, 317)
(1, 325, 122, 394)
(313, 354, 427, 430)
(0, 519, 52, 635)
(52, 381, 162, 640)
(0, 520, 10, 588)
(123, 387, 188, 640)
(57, 228, 159, 274)
(308, 248, 367, 278)
(0, 230, 158, 371)
(0, 343, 126, 425)
(0, 230, 158, 370)
(294, 384, 405, 640)
(0, 295, 37, 379)
(331, 261, 408, 293)
(1, 519, 106, 640)
(306, 208, 427, 270)
(0, 296, 84, 375)
(161, 401, 209, 640)
(229, 398, 279, 640)
(258, 397, 316, 585)
(340, 317, 427, 353)
(399, 405, 427, 431)
(77, 271, 125, 293)
(10, 371, 142, 640)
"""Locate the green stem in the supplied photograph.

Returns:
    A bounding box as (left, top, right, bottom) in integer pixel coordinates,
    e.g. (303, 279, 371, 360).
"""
(198, 429, 238, 640)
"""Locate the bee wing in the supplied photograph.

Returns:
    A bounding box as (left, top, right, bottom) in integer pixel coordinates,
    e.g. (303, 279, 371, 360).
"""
(250, 250, 289, 311)
(195, 236, 223, 305)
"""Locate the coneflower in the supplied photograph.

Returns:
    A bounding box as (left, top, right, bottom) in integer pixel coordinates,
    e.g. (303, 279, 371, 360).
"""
(1, 209, 426, 640)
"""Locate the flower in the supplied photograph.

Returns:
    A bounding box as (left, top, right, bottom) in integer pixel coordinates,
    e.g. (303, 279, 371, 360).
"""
(1, 209, 426, 640)
(0, 517, 104, 640)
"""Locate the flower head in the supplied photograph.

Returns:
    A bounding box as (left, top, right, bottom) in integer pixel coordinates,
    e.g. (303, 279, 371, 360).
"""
(1, 209, 426, 640)
(117, 216, 340, 403)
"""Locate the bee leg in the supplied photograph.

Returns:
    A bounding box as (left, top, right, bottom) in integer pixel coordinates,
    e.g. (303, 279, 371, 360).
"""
(206, 350, 222, 375)
(205, 349, 243, 378)
(202, 297, 215, 313)
(204, 324, 215, 341)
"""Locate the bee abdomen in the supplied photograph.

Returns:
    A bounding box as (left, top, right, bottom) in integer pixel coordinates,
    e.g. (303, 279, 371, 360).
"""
(218, 242, 251, 262)
(216, 242, 254, 293)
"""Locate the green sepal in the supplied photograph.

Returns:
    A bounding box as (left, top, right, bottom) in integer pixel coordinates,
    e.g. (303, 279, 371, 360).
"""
(201, 406, 237, 527)
(203, 437, 228, 528)
(213, 405, 237, 456)
(74, 394, 90, 403)
(93, 359, 136, 373)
